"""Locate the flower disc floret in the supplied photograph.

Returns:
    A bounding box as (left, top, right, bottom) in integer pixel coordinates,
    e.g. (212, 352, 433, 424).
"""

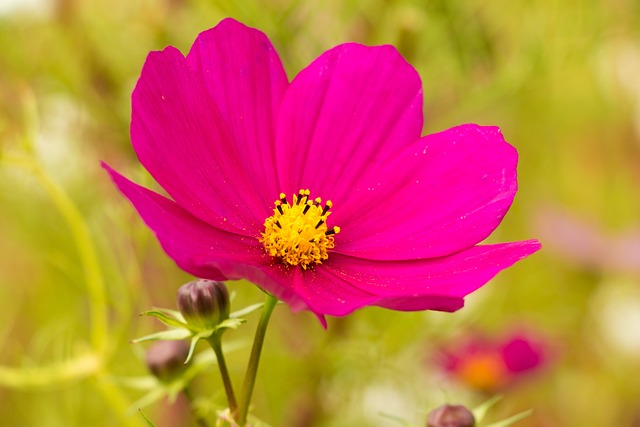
(260, 190, 340, 269)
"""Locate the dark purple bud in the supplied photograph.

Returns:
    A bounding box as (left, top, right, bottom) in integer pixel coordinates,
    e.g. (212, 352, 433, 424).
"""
(427, 404, 475, 427)
(177, 279, 230, 329)
(145, 340, 190, 381)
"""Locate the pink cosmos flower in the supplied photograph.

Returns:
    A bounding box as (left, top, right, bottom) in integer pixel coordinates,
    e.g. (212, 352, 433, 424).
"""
(435, 330, 548, 392)
(535, 204, 640, 275)
(104, 18, 540, 324)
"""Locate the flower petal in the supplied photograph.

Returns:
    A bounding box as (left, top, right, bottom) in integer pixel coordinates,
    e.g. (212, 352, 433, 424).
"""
(104, 163, 313, 312)
(501, 336, 545, 373)
(323, 240, 541, 312)
(334, 124, 520, 259)
(131, 19, 287, 236)
(290, 266, 380, 317)
(275, 42, 423, 201)
(186, 18, 289, 211)
(105, 162, 248, 278)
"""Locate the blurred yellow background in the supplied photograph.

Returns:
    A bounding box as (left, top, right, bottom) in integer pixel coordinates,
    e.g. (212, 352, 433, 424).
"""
(1, 1, 639, 426)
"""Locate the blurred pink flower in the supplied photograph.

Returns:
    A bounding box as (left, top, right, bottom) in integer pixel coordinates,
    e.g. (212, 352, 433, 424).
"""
(436, 330, 548, 392)
(104, 18, 540, 323)
(535, 205, 640, 275)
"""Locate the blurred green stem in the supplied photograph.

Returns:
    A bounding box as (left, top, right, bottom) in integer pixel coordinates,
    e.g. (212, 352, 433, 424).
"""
(4, 152, 109, 359)
(236, 294, 278, 426)
(0, 352, 99, 388)
(33, 160, 109, 355)
(7, 93, 109, 357)
(207, 333, 237, 414)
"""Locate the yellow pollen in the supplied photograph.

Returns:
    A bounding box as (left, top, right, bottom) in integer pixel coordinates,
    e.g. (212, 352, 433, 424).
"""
(259, 189, 340, 269)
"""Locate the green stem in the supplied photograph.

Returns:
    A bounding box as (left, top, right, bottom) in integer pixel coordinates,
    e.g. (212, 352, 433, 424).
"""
(35, 164, 109, 355)
(6, 151, 109, 358)
(236, 294, 278, 426)
(207, 333, 238, 413)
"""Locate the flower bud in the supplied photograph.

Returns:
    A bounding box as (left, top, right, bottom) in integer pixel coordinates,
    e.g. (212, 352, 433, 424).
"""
(145, 340, 190, 381)
(177, 279, 230, 330)
(427, 404, 475, 427)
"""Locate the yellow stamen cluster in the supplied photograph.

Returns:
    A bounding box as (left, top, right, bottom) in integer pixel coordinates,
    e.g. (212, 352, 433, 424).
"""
(260, 189, 340, 269)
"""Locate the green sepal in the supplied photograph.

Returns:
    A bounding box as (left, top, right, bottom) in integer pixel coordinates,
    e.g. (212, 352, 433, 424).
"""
(138, 302, 257, 342)
(216, 318, 245, 331)
(131, 328, 191, 343)
(185, 331, 212, 365)
(131, 315, 245, 351)
(141, 309, 188, 329)
(185, 316, 245, 335)
(158, 308, 187, 322)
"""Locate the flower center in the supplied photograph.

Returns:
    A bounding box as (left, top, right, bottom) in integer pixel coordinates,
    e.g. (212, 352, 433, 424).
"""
(260, 189, 340, 269)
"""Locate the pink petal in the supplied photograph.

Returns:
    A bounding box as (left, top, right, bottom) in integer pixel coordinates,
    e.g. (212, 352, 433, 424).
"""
(290, 266, 380, 317)
(105, 162, 250, 278)
(104, 163, 311, 312)
(501, 336, 545, 373)
(374, 294, 465, 312)
(186, 18, 289, 212)
(323, 240, 541, 312)
(131, 19, 287, 236)
(275, 42, 423, 201)
(333, 124, 520, 259)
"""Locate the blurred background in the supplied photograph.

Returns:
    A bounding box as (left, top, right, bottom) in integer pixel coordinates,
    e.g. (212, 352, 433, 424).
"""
(1, 0, 639, 426)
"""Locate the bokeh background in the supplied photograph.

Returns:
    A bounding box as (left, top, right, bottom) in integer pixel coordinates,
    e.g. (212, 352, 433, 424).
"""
(1, 0, 640, 426)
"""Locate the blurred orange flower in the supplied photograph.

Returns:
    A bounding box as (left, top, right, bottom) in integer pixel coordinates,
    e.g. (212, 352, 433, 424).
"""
(435, 330, 549, 392)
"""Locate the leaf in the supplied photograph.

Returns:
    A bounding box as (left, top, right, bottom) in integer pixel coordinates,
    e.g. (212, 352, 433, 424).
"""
(131, 328, 191, 343)
(484, 409, 533, 427)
